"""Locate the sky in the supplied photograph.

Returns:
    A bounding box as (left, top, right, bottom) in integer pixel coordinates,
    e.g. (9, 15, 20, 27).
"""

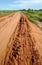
(0, 0, 42, 10)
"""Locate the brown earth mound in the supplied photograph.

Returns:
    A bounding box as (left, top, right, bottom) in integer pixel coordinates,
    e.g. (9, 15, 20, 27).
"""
(0, 12, 42, 65)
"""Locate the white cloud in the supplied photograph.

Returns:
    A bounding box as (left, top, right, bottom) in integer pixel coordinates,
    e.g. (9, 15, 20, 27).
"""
(9, 0, 42, 10)
(31, 0, 42, 3)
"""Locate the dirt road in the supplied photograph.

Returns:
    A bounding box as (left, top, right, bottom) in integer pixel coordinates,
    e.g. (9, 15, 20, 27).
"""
(0, 12, 42, 65)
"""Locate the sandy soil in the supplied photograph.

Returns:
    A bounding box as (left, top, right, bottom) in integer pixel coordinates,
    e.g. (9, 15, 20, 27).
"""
(0, 12, 42, 65)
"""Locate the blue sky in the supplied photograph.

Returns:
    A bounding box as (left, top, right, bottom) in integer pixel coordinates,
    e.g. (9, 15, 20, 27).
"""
(0, 0, 42, 10)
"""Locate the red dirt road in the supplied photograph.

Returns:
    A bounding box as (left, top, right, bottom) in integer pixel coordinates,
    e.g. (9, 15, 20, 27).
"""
(0, 12, 42, 65)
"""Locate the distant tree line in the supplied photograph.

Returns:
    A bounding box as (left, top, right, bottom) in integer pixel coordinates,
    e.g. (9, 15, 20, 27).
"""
(21, 9, 42, 11)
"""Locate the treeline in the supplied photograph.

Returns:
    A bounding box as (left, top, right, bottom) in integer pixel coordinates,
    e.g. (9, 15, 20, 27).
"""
(21, 9, 42, 11)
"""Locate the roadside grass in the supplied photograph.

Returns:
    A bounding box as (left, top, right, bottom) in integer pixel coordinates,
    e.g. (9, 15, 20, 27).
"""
(22, 10, 42, 30)
(0, 10, 16, 17)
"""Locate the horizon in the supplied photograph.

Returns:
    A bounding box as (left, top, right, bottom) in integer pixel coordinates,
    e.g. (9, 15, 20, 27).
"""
(0, 0, 42, 10)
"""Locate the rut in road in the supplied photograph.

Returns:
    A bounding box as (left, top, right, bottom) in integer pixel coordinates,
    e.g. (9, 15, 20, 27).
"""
(4, 14, 42, 65)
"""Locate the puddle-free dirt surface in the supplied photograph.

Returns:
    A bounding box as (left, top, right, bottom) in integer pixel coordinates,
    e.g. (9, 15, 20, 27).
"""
(0, 12, 42, 65)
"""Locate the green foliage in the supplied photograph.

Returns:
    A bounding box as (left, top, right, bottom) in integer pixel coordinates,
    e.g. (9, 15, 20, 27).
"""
(22, 9, 42, 29)
(23, 9, 42, 22)
(0, 10, 15, 17)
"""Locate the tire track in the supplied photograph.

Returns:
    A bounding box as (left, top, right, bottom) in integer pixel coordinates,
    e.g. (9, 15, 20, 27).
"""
(3, 13, 42, 65)
(0, 12, 21, 65)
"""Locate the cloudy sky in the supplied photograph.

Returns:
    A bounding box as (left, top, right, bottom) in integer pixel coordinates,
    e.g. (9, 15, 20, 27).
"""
(0, 0, 42, 10)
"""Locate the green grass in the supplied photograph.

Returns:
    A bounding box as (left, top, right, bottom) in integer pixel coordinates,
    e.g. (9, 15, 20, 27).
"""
(22, 9, 42, 30)
(23, 9, 42, 21)
(0, 10, 16, 17)
(0, 10, 21, 17)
